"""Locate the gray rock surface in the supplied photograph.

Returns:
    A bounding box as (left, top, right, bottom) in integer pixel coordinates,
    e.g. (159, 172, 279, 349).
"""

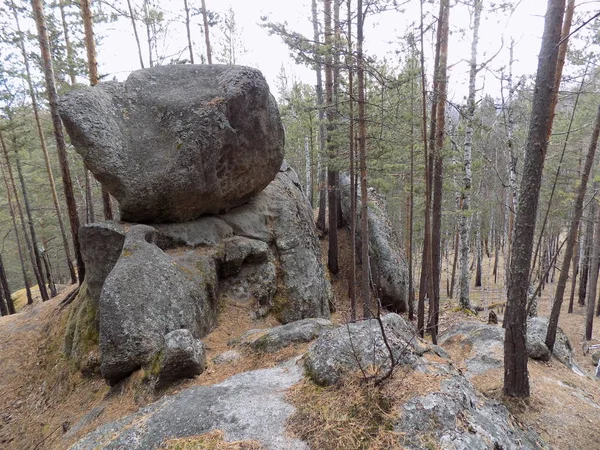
(596, 360, 600, 378)
(235, 318, 333, 353)
(60, 65, 284, 223)
(527, 317, 574, 368)
(99, 225, 216, 384)
(439, 318, 577, 377)
(221, 165, 331, 323)
(70, 360, 307, 450)
(339, 174, 408, 313)
(78, 222, 125, 304)
(396, 375, 549, 450)
(305, 313, 426, 386)
(212, 349, 241, 365)
(592, 350, 600, 366)
(157, 329, 207, 387)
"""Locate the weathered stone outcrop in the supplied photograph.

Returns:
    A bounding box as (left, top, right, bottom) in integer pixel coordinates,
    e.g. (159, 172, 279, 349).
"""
(99, 225, 215, 384)
(157, 329, 207, 387)
(305, 313, 428, 386)
(67, 165, 331, 386)
(439, 318, 578, 376)
(234, 318, 333, 353)
(339, 174, 408, 313)
(396, 375, 549, 450)
(59, 65, 285, 223)
(70, 360, 308, 450)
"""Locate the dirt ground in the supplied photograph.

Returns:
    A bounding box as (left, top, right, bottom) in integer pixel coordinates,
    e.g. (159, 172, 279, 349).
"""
(1, 231, 600, 449)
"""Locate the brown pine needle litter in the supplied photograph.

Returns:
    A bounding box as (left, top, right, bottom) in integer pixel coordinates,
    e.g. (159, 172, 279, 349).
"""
(286, 366, 443, 450)
(160, 430, 263, 449)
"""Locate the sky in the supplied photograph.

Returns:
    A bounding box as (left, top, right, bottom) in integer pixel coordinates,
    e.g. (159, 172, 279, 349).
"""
(95, 1, 598, 103)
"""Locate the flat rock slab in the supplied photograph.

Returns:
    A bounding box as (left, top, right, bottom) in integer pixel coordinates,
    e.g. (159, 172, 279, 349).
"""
(60, 64, 284, 223)
(70, 360, 307, 450)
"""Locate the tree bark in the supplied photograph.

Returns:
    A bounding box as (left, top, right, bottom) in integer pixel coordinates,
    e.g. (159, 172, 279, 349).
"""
(579, 208, 593, 305)
(200, 0, 212, 64)
(11, 3, 77, 284)
(357, 0, 370, 318)
(0, 158, 32, 306)
(32, 0, 85, 284)
(347, 0, 356, 321)
(126, 0, 145, 68)
(546, 102, 600, 352)
(429, 0, 450, 342)
(504, 0, 565, 398)
(586, 190, 600, 340)
(183, 0, 194, 63)
(459, 0, 481, 310)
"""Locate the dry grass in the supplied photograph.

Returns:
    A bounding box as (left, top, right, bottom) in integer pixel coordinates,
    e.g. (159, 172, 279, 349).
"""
(287, 364, 444, 450)
(160, 430, 264, 450)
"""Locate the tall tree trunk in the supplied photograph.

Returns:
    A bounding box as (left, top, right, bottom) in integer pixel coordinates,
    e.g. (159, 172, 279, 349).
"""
(143, 0, 154, 67)
(459, 0, 481, 310)
(12, 4, 77, 284)
(579, 209, 593, 305)
(1, 129, 48, 302)
(408, 53, 415, 320)
(126, 0, 145, 68)
(183, 0, 194, 63)
(475, 216, 483, 287)
(32, 0, 85, 283)
(58, 0, 76, 86)
(449, 222, 459, 299)
(0, 158, 32, 305)
(357, 0, 370, 318)
(347, 0, 356, 321)
(568, 223, 581, 313)
(586, 190, 600, 340)
(80, 0, 114, 221)
(545, 102, 599, 352)
(417, 0, 430, 336)
(506, 39, 518, 277)
(504, 0, 565, 398)
(200, 0, 212, 64)
(325, 0, 339, 275)
(12, 140, 50, 301)
(0, 252, 15, 314)
(429, 0, 450, 342)
(312, 0, 327, 233)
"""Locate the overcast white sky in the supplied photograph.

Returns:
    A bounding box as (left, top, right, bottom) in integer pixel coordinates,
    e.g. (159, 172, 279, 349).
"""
(96, 1, 598, 102)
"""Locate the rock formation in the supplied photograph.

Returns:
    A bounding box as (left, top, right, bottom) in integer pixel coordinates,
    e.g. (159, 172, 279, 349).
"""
(59, 65, 285, 223)
(339, 174, 408, 313)
(61, 65, 330, 386)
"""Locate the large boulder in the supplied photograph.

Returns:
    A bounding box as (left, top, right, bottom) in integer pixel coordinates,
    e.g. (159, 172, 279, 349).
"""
(59, 65, 285, 223)
(305, 313, 428, 386)
(99, 225, 216, 384)
(157, 329, 207, 387)
(339, 174, 408, 313)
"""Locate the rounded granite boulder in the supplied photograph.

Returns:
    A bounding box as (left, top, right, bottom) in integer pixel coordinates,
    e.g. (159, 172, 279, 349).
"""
(59, 64, 284, 223)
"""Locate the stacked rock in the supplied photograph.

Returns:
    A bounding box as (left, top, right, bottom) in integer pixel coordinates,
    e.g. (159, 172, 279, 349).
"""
(60, 65, 331, 386)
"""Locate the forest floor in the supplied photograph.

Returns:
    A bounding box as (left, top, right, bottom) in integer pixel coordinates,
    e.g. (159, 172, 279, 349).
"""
(0, 229, 599, 449)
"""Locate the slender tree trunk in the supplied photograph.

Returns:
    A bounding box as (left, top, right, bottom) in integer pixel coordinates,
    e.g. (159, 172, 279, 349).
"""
(183, 0, 194, 63)
(143, 1, 154, 67)
(32, 0, 85, 283)
(449, 222, 459, 299)
(12, 4, 77, 284)
(408, 54, 415, 320)
(459, 0, 481, 310)
(201, 0, 212, 64)
(80, 0, 114, 220)
(475, 216, 483, 287)
(546, 102, 599, 352)
(568, 223, 581, 313)
(506, 39, 518, 276)
(0, 158, 32, 306)
(504, 0, 565, 398)
(1, 129, 48, 302)
(347, 0, 356, 321)
(357, 0, 370, 318)
(12, 140, 50, 301)
(586, 190, 600, 340)
(312, 0, 327, 233)
(417, 0, 429, 336)
(126, 0, 145, 68)
(325, 0, 339, 275)
(58, 0, 76, 86)
(580, 209, 593, 305)
(430, 0, 450, 342)
(0, 253, 15, 315)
